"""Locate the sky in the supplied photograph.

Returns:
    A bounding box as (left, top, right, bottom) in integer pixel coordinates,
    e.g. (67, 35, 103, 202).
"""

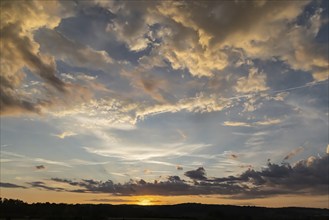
(0, 0, 328, 208)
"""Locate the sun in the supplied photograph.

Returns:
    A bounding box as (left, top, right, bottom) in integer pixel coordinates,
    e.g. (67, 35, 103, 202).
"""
(138, 198, 152, 206)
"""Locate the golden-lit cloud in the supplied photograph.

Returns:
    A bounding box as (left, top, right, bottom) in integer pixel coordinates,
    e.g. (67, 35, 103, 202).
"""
(235, 68, 269, 93)
(0, 1, 65, 115)
(223, 118, 282, 127)
(53, 131, 77, 139)
(1, 0, 328, 208)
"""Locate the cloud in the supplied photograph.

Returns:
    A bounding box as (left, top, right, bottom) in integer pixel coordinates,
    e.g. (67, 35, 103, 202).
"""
(223, 118, 282, 127)
(53, 131, 77, 139)
(87, 198, 139, 203)
(254, 118, 281, 126)
(2, 0, 327, 118)
(35, 28, 113, 70)
(229, 154, 238, 160)
(84, 142, 209, 161)
(27, 181, 65, 192)
(176, 165, 183, 171)
(0, 1, 66, 115)
(0, 1, 110, 116)
(35, 165, 46, 170)
(1, 150, 71, 168)
(104, 0, 327, 81)
(50, 176, 191, 196)
(184, 167, 207, 181)
(235, 68, 269, 94)
(0, 182, 26, 189)
(22, 154, 328, 198)
(120, 67, 169, 104)
(212, 155, 329, 198)
(135, 93, 232, 122)
(34, 158, 71, 167)
(223, 121, 251, 127)
(283, 146, 304, 161)
(103, 1, 154, 52)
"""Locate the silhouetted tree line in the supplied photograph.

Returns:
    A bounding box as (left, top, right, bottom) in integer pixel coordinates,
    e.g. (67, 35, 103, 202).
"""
(1, 198, 328, 220)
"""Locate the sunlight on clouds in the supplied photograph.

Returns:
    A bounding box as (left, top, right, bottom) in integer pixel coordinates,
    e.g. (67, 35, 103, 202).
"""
(135, 93, 232, 121)
(0, 0, 328, 208)
(235, 68, 269, 93)
(223, 121, 251, 127)
(53, 131, 77, 139)
(83, 142, 210, 161)
(223, 118, 282, 127)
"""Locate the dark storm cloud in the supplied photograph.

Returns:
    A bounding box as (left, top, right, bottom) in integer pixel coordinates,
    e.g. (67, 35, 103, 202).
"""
(0, 182, 26, 189)
(184, 167, 207, 180)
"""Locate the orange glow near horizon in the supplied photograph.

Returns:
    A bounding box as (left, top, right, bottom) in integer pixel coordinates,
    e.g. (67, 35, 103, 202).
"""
(1, 188, 328, 209)
(138, 198, 152, 206)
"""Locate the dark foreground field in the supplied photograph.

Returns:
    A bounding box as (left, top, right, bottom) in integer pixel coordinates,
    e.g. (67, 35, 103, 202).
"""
(1, 199, 328, 220)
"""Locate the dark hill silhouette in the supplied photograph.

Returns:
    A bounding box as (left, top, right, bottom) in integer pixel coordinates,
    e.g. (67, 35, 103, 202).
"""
(0, 198, 328, 220)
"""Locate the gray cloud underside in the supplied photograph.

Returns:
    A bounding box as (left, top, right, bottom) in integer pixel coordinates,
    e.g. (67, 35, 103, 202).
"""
(0, 182, 26, 189)
(22, 155, 328, 199)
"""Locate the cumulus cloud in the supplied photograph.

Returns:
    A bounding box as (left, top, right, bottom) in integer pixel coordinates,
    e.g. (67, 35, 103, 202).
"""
(184, 167, 207, 181)
(212, 155, 329, 198)
(104, 0, 327, 81)
(235, 68, 269, 94)
(1, 1, 328, 204)
(50, 176, 191, 196)
(0, 1, 113, 116)
(0, 1, 66, 115)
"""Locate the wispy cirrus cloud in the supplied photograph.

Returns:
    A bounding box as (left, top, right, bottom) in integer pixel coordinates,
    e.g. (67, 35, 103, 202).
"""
(223, 118, 282, 127)
(83, 142, 210, 161)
